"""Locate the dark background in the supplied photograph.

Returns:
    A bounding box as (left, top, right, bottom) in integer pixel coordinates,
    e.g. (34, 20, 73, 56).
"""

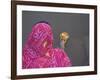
(22, 11, 89, 66)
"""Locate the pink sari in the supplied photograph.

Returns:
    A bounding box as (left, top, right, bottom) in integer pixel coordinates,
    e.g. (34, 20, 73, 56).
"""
(22, 22, 71, 69)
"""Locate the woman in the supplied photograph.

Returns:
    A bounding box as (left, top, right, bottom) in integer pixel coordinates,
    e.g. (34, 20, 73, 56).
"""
(22, 21, 71, 69)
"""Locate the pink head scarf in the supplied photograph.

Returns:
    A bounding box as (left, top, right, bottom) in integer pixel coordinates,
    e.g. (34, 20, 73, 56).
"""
(22, 22, 71, 69)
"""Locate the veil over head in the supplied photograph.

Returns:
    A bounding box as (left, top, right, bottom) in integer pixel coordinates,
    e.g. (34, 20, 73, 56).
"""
(22, 22, 53, 68)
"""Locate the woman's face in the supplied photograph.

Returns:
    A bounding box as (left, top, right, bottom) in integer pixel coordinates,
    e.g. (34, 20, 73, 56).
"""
(28, 22, 53, 55)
